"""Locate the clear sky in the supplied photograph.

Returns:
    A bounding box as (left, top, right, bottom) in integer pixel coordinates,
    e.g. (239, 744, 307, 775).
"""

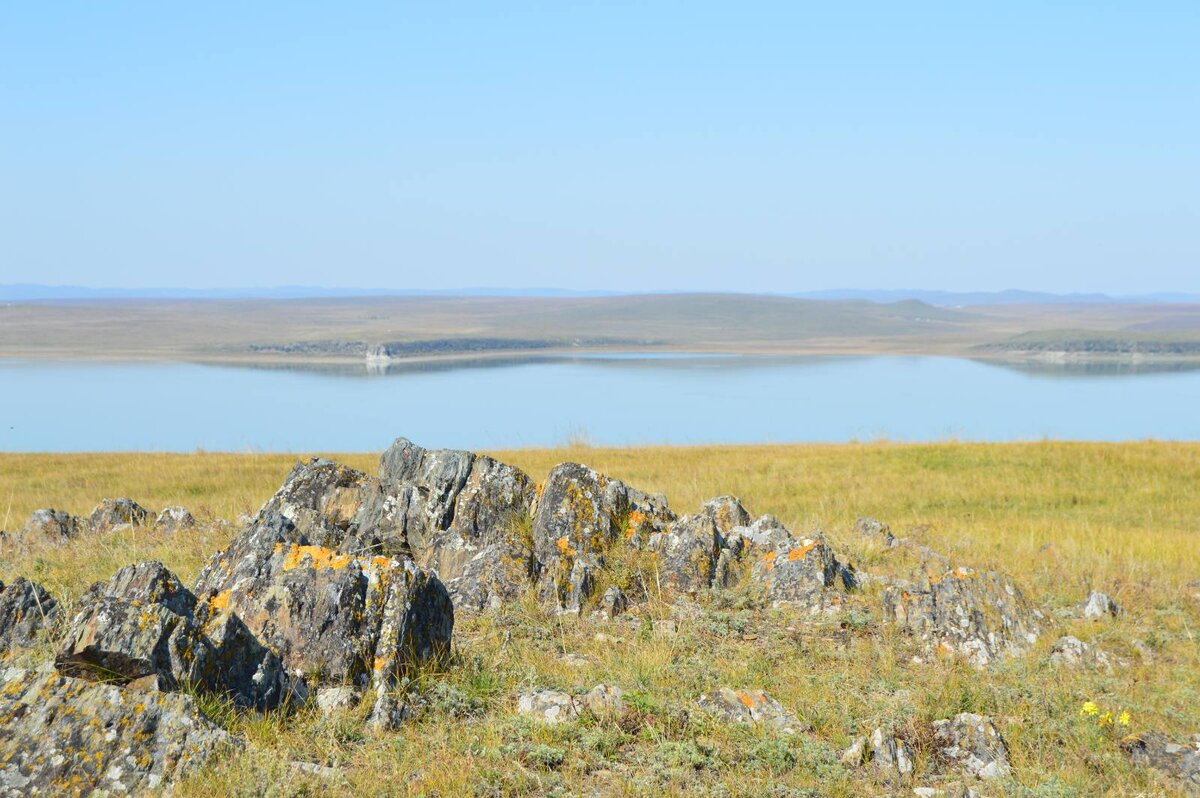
(1, 2, 1196, 293)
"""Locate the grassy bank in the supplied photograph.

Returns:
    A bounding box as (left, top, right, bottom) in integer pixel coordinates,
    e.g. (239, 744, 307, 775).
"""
(2, 443, 1198, 795)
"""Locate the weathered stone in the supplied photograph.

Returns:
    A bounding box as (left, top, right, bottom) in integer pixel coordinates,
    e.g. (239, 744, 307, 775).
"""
(651, 507, 726, 594)
(315, 686, 362, 715)
(0, 578, 59, 654)
(1081, 591, 1121, 620)
(57, 561, 299, 710)
(532, 462, 674, 565)
(725, 514, 794, 554)
(256, 459, 381, 551)
(20, 509, 82, 542)
(749, 530, 854, 612)
(597, 586, 628, 618)
(854, 516, 895, 546)
(88, 497, 149, 531)
(882, 567, 1042, 666)
(0, 666, 234, 795)
(577, 684, 625, 717)
(841, 726, 914, 778)
(1121, 731, 1200, 789)
(697, 687, 800, 733)
(517, 688, 578, 724)
(932, 713, 1011, 780)
(195, 513, 453, 701)
(154, 505, 197, 532)
(1049, 635, 1119, 670)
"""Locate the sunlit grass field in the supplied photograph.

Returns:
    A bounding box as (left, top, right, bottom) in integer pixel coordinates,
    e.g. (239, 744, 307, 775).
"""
(2, 442, 1198, 796)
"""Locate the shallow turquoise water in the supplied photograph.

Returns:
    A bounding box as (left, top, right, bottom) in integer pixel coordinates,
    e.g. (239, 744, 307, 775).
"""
(1, 355, 1196, 452)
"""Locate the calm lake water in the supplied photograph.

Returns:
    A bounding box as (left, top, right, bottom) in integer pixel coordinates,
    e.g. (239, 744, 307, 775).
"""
(1, 355, 1198, 452)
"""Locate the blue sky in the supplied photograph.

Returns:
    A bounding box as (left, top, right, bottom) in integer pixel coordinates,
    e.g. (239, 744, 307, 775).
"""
(1, 2, 1196, 293)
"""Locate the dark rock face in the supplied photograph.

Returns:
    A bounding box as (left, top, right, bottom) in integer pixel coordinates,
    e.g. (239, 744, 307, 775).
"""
(20, 509, 82, 542)
(932, 714, 1012, 780)
(154, 506, 197, 532)
(0, 666, 234, 795)
(57, 561, 299, 710)
(88, 497, 149, 531)
(0, 579, 60, 654)
(1122, 731, 1200, 788)
(881, 567, 1042, 666)
(194, 513, 453, 703)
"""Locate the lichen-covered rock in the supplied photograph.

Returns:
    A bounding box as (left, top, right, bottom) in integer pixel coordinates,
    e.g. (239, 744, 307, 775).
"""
(932, 713, 1011, 780)
(882, 567, 1042, 666)
(854, 516, 895, 546)
(255, 459, 381, 551)
(697, 687, 800, 733)
(154, 505, 197, 532)
(0, 578, 59, 655)
(1121, 731, 1200, 789)
(532, 462, 674, 564)
(20, 509, 82, 542)
(88, 497, 149, 531)
(57, 561, 299, 710)
(576, 684, 625, 717)
(315, 686, 362, 715)
(0, 666, 235, 795)
(750, 530, 853, 612)
(650, 498, 743, 594)
(1080, 591, 1121, 620)
(194, 513, 453, 701)
(841, 727, 914, 779)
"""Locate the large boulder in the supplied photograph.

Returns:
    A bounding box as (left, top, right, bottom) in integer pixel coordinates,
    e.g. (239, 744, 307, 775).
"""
(0, 666, 234, 795)
(0, 578, 60, 654)
(649, 497, 750, 595)
(881, 566, 1042, 666)
(20, 509, 82, 542)
(194, 513, 453, 706)
(88, 497, 149, 531)
(57, 561, 298, 710)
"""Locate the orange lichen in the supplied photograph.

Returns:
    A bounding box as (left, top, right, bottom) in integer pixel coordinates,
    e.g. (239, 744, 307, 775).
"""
(787, 539, 818, 561)
(373, 656, 386, 671)
(556, 535, 576, 556)
(737, 691, 755, 708)
(208, 590, 232, 612)
(277, 543, 354, 571)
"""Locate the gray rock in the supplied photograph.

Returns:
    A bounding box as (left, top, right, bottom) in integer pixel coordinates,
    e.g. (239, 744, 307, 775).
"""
(1121, 731, 1200, 788)
(854, 516, 894, 546)
(750, 530, 854, 612)
(1081, 591, 1121, 619)
(315, 686, 362, 715)
(882, 567, 1042, 666)
(1049, 635, 1119, 670)
(194, 513, 453, 703)
(517, 688, 578, 724)
(597, 586, 628, 618)
(576, 684, 625, 717)
(697, 687, 801, 733)
(841, 726, 914, 778)
(0, 578, 60, 654)
(932, 713, 1011, 780)
(0, 666, 234, 795)
(20, 509, 82, 542)
(57, 561, 299, 710)
(154, 505, 197, 532)
(88, 497, 149, 531)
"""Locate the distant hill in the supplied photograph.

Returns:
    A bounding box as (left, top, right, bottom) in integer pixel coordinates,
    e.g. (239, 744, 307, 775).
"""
(790, 289, 1200, 306)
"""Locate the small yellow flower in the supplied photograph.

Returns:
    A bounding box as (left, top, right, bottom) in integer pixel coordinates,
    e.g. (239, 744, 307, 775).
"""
(1079, 701, 1099, 716)
(1098, 711, 1114, 727)
(1118, 711, 1131, 727)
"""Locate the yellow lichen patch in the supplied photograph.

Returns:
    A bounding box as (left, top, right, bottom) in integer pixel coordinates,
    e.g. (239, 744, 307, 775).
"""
(373, 656, 387, 671)
(207, 589, 232, 612)
(370, 556, 394, 570)
(787, 539, 817, 561)
(761, 550, 777, 571)
(555, 536, 576, 556)
(279, 544, 354, 571)
(735, 690, 762, 708)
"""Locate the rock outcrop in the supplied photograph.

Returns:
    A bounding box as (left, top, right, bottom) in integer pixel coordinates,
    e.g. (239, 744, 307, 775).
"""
(88, 497, 149, 531)
(841, 726, 915, 779)
(0, 666, 234, 795)
(57, 561, 299, 710)
(882, 567, 1042, 665)
(0, 578, 59, 655)
(20, 509, 82, 542)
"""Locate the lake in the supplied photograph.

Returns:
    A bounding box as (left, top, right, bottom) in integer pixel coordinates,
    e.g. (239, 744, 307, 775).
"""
(1, 355, 1198, 452)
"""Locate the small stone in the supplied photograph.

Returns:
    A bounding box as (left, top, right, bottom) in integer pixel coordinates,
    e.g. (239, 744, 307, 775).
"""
(653, 619, 678, 637)
(557, 653, 591, 668)
(1049, 635, 1118, 670)
(21, 509, 83, 542)
(316, 686, 362, 715)
(1081, 591, 1121, 619)
(1121, 731, 1200, 787)
(932, 713, 1011, 780)
(598, 586, 628, 618)
(698, 687, 801, 733)
(577, 684, 625, 717)
(154, 506, 196, 532)
(88, 498, 149, 531)
(517, 688, 578, 724)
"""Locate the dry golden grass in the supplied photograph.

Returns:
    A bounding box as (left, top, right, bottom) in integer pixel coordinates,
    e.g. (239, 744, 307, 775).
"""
(2, 442, 1198, 796)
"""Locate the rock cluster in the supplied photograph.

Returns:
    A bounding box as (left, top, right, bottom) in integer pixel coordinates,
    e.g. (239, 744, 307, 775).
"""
(16, 497, 197, 545)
